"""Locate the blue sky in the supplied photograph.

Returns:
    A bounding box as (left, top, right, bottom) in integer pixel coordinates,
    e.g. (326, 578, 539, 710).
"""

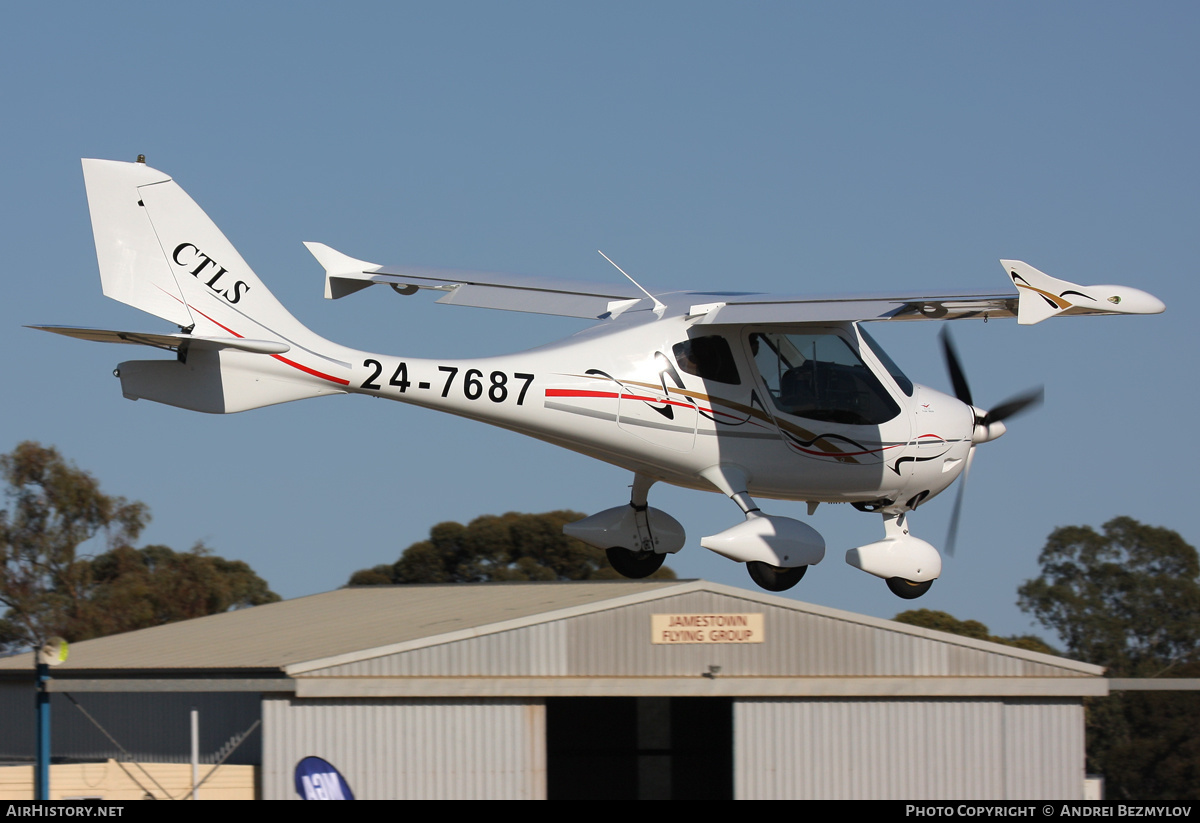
(2, 2, 1196, 643)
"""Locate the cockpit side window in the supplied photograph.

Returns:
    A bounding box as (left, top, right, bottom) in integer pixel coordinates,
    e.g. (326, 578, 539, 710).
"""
(673, 335, 741, 385)
(749, 331, 900, 425)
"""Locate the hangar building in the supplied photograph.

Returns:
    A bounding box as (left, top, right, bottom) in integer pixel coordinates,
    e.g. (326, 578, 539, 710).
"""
(0, 579, 1103, 800)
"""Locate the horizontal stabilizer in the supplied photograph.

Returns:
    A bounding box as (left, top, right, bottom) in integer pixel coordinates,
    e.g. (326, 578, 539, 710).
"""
(29, 325, 290, 355)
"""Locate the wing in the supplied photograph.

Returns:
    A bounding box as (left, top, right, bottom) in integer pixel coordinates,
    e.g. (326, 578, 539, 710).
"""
(679, 260, 1164, 326)
(306, 242, 646, 320)
(678, 287, 1020, 325)
(306, 243, 1165, 326)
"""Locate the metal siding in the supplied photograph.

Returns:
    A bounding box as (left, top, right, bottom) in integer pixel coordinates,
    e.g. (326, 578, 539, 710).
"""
(0, 581, 1099, 681)
(1002, 700, 1086, 799)
(299, 589, 1091, 679)
(310, 621, 567, 677)
(566, 590, 869, 676)
(736, 698, 1084, 800)
(262, 697, 545, 800)
(558, 591, 1073, 678)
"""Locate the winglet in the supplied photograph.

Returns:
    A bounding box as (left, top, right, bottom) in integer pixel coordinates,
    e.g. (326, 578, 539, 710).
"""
(1002, 260, 1165, 325)
(304, 242, 382, 300)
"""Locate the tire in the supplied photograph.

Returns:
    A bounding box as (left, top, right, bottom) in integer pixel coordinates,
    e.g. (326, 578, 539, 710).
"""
(886, 577, 933, 599)
(605, 547, 667, 579)
(747, 561, 808, 592)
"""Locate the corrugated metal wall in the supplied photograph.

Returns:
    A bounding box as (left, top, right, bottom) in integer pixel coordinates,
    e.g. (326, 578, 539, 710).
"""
(1000, 700, 1086, 798)
(309, 621, 570, 677)
(308, 590, 1083, 679)
(262, 694, 1084, 800)
(735, 698, 1084, 800)
(261, 697, 546, 800)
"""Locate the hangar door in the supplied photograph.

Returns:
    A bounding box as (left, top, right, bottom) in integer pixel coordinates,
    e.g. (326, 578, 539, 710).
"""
(546, 697, 733, 800)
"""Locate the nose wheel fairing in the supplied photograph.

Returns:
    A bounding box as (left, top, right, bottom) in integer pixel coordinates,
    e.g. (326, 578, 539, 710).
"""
(845, 512, 941, 584)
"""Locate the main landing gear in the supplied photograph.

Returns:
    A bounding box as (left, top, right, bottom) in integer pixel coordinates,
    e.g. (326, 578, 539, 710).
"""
(695, 466, 825, 593)
(563, 474, 685, 579)
(605, 547, 667, 579)
(567, 470, 941, 598)
(746, 561, 808, 592)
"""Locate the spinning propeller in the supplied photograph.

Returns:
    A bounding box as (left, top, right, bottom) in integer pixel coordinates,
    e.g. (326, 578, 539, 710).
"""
(938, 327, 1044, 555)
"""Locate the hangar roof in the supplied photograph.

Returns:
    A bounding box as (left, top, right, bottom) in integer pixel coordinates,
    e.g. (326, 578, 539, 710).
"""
(0, 580, 1106, 696)
(0, 580, 680, 672)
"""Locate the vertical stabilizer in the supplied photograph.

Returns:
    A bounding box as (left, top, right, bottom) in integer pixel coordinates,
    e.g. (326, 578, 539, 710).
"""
(81, 158, 339, 354)
(79, 158, 355, 413)
(82, 159, 193, 327)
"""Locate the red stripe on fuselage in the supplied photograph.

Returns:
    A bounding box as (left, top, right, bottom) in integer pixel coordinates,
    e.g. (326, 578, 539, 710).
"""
(188, 304, 351, 386)
(545, 389, 620, 399)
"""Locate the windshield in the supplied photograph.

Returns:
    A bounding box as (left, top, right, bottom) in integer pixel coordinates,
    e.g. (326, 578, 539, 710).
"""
(749, 331, 901, 425)
(857, 325, 914, 396)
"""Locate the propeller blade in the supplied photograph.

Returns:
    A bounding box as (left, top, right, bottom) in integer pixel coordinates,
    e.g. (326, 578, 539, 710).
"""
(943, 445, 976, 557)
(937, 326, 1041, 556)
(982, 386, 1044, 427)
(938, 326, 973, 408)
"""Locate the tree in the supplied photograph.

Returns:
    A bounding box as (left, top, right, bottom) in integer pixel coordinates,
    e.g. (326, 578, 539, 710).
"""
(1096, 661, 1200, 800)
(1018, 517, 1200, 800)
(347, 510, 677, 585)
(1018, 517, 1200, 678)
(0, 442, 278, 653)
(893, 608, 1056, 655)
(80, 543, 280, 639)
(0, 442, 148, 652)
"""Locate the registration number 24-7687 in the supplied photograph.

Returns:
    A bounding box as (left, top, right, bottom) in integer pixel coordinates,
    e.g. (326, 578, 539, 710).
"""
(360, 359, 535, 405)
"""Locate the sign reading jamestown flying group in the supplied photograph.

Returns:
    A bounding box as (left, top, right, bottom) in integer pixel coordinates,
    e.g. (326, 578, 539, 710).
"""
(651, 613, 764, 644)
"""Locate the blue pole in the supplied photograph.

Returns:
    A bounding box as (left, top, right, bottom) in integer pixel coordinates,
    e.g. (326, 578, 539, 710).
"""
(35, 661, 49, 800)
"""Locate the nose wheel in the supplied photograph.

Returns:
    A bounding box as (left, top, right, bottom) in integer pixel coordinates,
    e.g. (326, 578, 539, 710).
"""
(605, 547, 667, 579)
(747, 561, 808, 592)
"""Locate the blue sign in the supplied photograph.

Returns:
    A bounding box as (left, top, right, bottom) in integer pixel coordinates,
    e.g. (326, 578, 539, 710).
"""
(294, 756, 354, 800)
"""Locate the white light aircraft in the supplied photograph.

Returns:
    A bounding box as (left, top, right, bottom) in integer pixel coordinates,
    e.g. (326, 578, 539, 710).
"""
(34, 158, 1166, 598)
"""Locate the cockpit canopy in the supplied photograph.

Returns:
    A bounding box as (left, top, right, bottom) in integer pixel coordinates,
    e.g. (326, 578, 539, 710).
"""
(749, 331, 901, 425)
(672, 327, 909, 427)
